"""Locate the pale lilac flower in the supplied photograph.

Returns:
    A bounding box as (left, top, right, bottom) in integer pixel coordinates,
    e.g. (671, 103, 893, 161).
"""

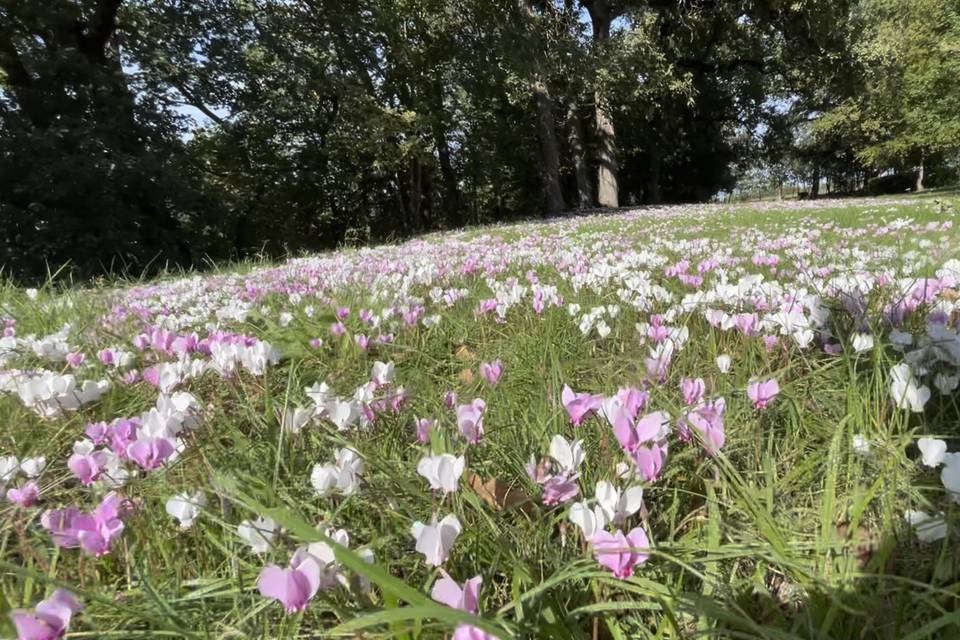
(592, 526, 650, 578)
(10, 589, 82, 640)
(561, 385, 604, 426)
(479, 360, 503, 387)
(747, 379, 779, 409)
(6, 481, 39, 507)
(258, 547, 324, 613)
(41, 492, 125, 556)
(680, 378, 705, 406)
(431, 571, 481, 614)
(444, 391, 458, 409)
(683, 398, 727, 456)
(457, 399, 486, 444)
(415, 417, 435, 443)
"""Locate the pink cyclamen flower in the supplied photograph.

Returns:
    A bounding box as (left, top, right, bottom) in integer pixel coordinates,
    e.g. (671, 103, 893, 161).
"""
(763, 335, 779, 351)
(355, 334, 369, 350)
(444, 391, 458, 410)
(335, 306, 350, 320)
(415, 417, 435, 444)
(680, 378, 705, 406)
(630, 443, 667, 482)
(592, 526, 650, 579)
(561, 385, 604, 426)
(85, 422, 110, 445)
(65, 352, 85, 369)
(41, 492, 125, 556)
(257, 548, 324, 614)
(613, 411, 669, 455)
(542, 473, 579, 505)
(67, 450, 108, 486)
(7, 481, 40, 507)
(747, 379, 780, 409)
(431, 571, 482, 614)
(457, 399, 486, 444)
(10, 589, 82, 640)
(684, 398, 727, 456)
(479, 360, 503, 387)
(141, 366, 161, 388)
(330, 322, 346, 337)
(127, 437, 176, 471)
(453, 625, 498, 640)
(309, 338, 323, 349)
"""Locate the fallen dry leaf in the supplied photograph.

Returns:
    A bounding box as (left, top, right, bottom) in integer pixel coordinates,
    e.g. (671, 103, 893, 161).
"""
(468, 472, 532, 515)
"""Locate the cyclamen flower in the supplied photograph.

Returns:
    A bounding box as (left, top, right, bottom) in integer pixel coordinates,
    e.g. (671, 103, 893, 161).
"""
(68, 441, 108, 485)
(431, 571, 482, 614)
(165, 491, 206, 529)
(411, 513, 461, 566)
(417, 454, 466, 494)
(7, 481, 40, 507)
(592, 526, 650, 579)
(680, 378, 705, 406)
(611, 411, 668, 454)
(479, 360, 503, 387)
(311, 448, 364, 496)
(890, 364, 930, 413)
(541, 473, 580, 505)
(127, 436, 176, 471)
(630, 443, 668, 482)
(683, 398, 727, 456)
(747, 379, 779, 409)
(561, 385, 604, 426)
(918, 438, 947, 468)
(444, 391, 458, 409)
(457, 399, 486, 444)
(716, 354, 732, 373)
(10, 589, 82, 640)
(41, 492, 126, 556)
(237, 516, 278, 554)
(415, 417, 435, 443)
(258, 547, 324, 613)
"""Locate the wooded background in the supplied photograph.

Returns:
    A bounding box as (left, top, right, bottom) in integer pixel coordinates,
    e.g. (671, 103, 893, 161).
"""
(1, 0, 958, 281)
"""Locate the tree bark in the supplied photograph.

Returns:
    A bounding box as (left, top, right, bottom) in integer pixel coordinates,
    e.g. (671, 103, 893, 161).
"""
(584, 0, 619, 207)
(916, 154, 925, 191)
(431, 79, 460, 220)
(533, 80, 565, 215)
(567, 99, 592, 209)
(810, 165, 820, 198)
(645, 147, 661, 204)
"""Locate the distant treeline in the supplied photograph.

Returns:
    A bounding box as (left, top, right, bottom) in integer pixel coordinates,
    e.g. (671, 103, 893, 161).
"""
(1, 0, 958, 281)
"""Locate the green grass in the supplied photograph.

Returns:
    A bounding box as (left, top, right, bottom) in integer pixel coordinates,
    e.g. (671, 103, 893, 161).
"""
(1, 193, 960, 639)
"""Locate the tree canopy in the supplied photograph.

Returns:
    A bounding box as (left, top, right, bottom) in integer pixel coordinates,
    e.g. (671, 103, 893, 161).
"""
(1, 0, 957, 282)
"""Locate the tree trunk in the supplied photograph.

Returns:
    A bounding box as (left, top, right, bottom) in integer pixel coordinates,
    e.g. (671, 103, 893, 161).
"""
(431, 79, 460, 221)
(533, 80, 565, 215)
(811, 165, 820, 198)
(585, 0, 619, 208)
(645, 148, 661, 204)
(916, 154, 925, 191)
(778, 180, 784, 200)
(567, 100, 593, 209)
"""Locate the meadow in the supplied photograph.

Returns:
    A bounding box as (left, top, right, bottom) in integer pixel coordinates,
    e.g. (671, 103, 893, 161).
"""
(2, 193, 960, 639)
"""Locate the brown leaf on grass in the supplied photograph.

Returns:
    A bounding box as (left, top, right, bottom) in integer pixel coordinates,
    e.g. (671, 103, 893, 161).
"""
(458, 368, 475, 384)
(468, 472, 532, 515)
(454, 345, 475, 361)
(942, 287, 959, 302)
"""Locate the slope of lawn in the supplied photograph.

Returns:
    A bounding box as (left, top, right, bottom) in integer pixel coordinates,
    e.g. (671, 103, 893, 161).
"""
(2, 193, 960, 639)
